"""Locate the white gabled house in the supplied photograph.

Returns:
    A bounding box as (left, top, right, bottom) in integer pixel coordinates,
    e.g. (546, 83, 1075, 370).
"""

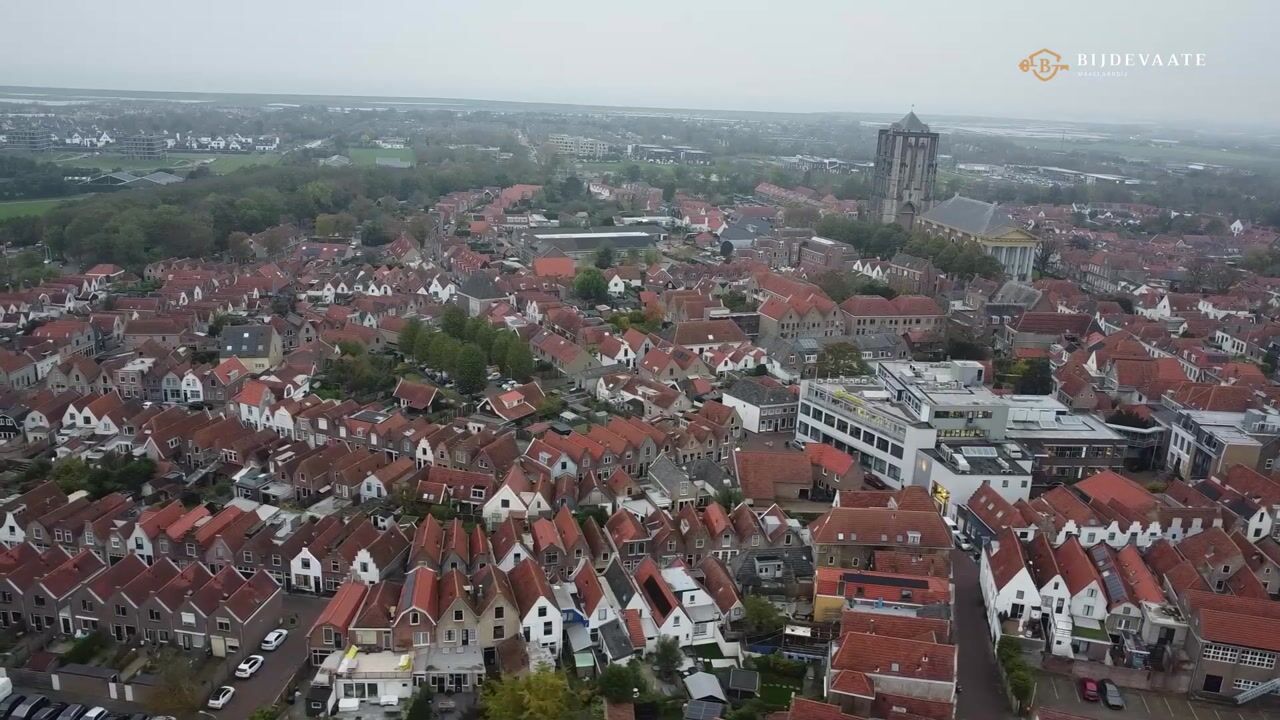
(980, 529, 1040, 643)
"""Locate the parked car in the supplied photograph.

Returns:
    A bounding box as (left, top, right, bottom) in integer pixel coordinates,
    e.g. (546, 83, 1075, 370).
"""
(207, 686, 235, 710)
(9, 695, 50, 720)
(53, 705, 87, 720)
(80, 709, 108, 720)
(1079, 677, 1099, 702)
(0, 695, 27, 720)
(29, 702, 66, 720)
(261, 628, 288, 651)
(235, 654, 265, 678)
(1100, 679, 1125, 709)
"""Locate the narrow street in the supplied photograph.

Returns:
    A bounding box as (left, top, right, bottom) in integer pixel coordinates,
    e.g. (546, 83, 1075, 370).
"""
(951, 549, 1015, 720)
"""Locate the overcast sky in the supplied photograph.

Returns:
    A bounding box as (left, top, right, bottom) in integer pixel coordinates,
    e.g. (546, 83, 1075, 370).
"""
(3, 0, 1274, 128)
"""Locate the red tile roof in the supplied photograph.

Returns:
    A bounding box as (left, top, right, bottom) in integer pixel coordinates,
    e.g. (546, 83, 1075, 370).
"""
(839, 610, 950, 643)
(809, 507, 951, 548)
(311, 581, 369, 635)
(830, 631, 955, 683)
(732, 448, 811, 501)
(1074, 471, 1156, 513)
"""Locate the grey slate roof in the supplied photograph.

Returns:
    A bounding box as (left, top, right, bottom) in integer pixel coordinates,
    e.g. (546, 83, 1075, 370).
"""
(891, 111, 931, 133)
(647, 454, 688, 497)
(221, 324, 275, 357)
(684, 672, 726, 703)
(602, 559, 637, 607)
(599, 618, 634, 660)
(920, 195, 1019, 237)
(456, 273, 502, 299)
(687, 459, 729, 492)
(724, 377, 796, 408)
(855, 332, 908, 357)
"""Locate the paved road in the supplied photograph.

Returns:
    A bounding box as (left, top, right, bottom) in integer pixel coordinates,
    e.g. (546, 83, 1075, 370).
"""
(210, 594, 327, 717)
(952, 549, 1016, 720)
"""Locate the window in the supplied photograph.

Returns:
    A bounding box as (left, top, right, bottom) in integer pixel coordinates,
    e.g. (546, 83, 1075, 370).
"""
(410, 611, 421, 625)
(242, 551, 253, 563)
(216, 618, 231, 633)
(1082, 604, 1094, 616)
(494, 607, 504, 620)
(1203, 644, 1239, 663)
(537, 606, 547, 618)
(1239, 649, 1276, 669)
(493, 625, 505, 640)
(81, 600, 94, 612)
(271, 554, 281, 567)
(454, 610, 464, 622)
(180, 612, 196, 628)
(445, 630, 455, 643)
(115, 604, 126, 617)
(148, 608, 161, 622)
(186, 543, 196, 557)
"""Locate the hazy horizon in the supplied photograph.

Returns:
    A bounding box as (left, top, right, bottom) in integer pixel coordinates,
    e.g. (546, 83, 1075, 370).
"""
(3, 0, 1275, 129)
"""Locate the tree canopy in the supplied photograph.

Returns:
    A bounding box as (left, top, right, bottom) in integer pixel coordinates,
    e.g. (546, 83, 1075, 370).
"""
(574, 268, 609, 303)
(481, 668, 573, 720)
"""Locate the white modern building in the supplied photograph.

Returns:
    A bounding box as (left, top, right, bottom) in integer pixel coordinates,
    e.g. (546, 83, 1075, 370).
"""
(796, 360, 1010, 489)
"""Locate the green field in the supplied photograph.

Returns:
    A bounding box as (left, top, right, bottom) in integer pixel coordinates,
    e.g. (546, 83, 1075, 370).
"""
(49, 151, 281, 174)
(348, 147, 416, 167)
(0, 197, 72, 219)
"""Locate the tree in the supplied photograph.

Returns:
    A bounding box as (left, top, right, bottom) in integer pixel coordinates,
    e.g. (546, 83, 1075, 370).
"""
(412, 331, 434, 364)
(574, 268, 609, 303)
(784, 206, 821, 228)
(314, 212, 357, 237)
(248, 708, 279, 720)
(743, 596, 784, 633)
(596, 662, 647, 703)
(816, 342, 870, 378)
(594, 243, 615, 269)
(814, 271, 853, 303)
(1034, 237, 1061, 276)
(227, 231, 253, 261)
(145, 651, 205, 717)
(653, 636, 683, 680)
(507, 340, 535, 381)
(721, 290, 754, 313)
(405, 684, 433, 720)
(715, 487, 744, 508)
(441, 303, 468, 339)
(490, 331, 514, 370)
(454, 344, 488, 395)
(481, 668, 572, 720)
(537, 395, 566, 419)
(1012, 358, 1053, 395)
(399, 318, 424, 356)
(720, 240, 734, 259)
(1106, 409, 1154, 429)
(946, 330, 990, 361)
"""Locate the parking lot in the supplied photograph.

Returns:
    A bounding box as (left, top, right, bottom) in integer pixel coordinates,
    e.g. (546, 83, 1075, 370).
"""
(1034, 672, 1278, 720)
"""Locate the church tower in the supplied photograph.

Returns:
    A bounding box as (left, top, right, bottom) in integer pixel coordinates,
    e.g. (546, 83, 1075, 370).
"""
(871, 111, 939, 227)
